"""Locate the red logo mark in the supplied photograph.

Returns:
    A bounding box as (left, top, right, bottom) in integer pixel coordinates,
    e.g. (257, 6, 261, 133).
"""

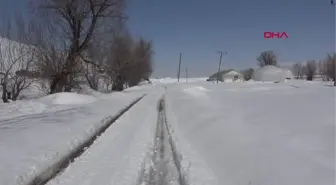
(264, 32, 289, 39)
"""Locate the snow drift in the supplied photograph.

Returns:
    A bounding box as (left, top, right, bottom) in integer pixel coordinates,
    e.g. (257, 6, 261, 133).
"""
(253, 66, 293, 82)
(40, 92, 97, 105)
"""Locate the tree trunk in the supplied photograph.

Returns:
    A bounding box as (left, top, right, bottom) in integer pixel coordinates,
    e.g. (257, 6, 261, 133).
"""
(50, 75, 62, 94)
(12, 92, 18, 101)
(50, 72, 69, 94)
(112, 75, 124, 91)
(12, 95, 17, 101)
(1, 84, 9, 103)
(7, 92, 12, 100)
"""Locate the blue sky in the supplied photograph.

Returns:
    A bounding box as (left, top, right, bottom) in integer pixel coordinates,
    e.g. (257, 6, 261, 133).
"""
(127, 0, 335, 77)
(1, 0, 335, 77)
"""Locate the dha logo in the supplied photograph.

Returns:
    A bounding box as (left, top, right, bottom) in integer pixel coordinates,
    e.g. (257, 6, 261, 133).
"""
(264, 32, 289, 39)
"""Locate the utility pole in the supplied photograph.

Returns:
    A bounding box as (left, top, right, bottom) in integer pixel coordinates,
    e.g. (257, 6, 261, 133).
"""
(216, 51, 227, 83)
(216, 51, 224, 83)
(177, 53, 182, 82)
(186, 68, 188, 82)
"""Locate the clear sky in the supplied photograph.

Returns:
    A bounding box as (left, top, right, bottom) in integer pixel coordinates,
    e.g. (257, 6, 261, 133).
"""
(1, 0, 335, 77)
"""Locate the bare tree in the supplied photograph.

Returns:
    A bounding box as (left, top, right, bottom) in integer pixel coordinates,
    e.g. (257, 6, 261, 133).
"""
(292, 63, 305, 79)
(318, 60, 329, 81)
(0, 17, 35, 103)
(0, 39, 34, 103)
(126, 38, 153, 87)
(105, 33, 133, 91)
(83, 62, 100, 90)
(326, 53, 336, 86)
(81, 43, 106, 90)
(102, 33, 153, 91)
(32, 0, 125, 94)
(305, 60, 317, 81)
(257, 50, 277, 67)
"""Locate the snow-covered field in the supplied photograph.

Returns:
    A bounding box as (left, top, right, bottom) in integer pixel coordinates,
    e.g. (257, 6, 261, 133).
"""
(0, 78, 334, 185)
(166, 80, 335, 185)
(0, 89, 147, 185)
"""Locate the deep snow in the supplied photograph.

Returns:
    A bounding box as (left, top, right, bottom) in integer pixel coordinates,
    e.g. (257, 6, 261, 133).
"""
(166, 81, 335, 185)
(0, 79, 334, 185)
(0, 90, 146, 185)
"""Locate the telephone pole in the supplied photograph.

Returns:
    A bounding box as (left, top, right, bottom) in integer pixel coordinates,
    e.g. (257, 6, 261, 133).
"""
(186, 68, 188, 82)
(177, 53, 182, 82)
(216, 51, 227, 84)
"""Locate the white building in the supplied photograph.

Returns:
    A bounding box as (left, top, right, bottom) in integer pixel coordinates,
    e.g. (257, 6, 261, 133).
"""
(208, 69, 244, 82)
(252, 66, 293, 82)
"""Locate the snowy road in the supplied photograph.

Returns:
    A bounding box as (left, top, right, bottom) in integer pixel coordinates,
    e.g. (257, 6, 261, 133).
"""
(46, 88, 189, 185)
(137, 98, 187, 185)
(46, 88, 165, 185)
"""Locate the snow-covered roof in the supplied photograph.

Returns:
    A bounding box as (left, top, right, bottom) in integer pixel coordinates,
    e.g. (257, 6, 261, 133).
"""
(209, 69, 242, 78)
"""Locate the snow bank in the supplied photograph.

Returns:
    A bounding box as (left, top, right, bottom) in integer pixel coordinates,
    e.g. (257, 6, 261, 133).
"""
(166, 81, 335, 185)
(253, 66, 293, 82)
(0, 91, 146, 185)
(0, 100, 48, 120)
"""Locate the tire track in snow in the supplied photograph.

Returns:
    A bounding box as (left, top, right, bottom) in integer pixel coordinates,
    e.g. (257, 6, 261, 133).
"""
(137, 97, 188, 185)
(26, 95, 146, 185)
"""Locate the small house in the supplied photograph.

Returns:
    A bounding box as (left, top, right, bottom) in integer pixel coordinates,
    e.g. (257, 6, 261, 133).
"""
(208, 69, 244, 82)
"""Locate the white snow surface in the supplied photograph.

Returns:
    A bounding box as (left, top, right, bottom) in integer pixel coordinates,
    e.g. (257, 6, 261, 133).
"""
(253, 65, 293, 82)
(0, 90, 146, 185)
(166, 81, 335, 185)
(39, 92, 98, 105)
(47, 86, 165, 185)
(1, 79, 334, 185)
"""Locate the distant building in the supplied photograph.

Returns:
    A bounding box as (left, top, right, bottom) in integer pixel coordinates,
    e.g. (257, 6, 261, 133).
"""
(208, 69, 244, 82)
